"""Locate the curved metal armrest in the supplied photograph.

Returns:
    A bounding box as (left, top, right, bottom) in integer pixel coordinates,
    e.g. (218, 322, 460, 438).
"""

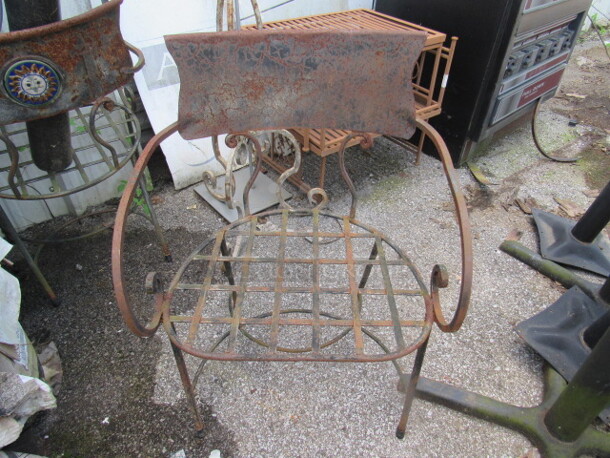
(122, 41, 146, 75)
(111, 122, 179, 337)
(415, 119, 473, 333)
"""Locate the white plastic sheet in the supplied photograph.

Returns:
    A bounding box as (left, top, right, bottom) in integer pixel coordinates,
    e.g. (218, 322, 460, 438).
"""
(120, 0, 373, 189)
(0, 239, 21, 364)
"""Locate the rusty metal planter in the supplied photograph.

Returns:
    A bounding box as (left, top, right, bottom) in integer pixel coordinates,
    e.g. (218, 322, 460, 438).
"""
(0, 0, 146, 199)
(0, 1, 164, 307)
(0, 0, 142, 125)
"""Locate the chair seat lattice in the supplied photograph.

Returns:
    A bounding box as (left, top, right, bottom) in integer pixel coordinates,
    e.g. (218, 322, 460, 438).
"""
(166, 209, 432, 362)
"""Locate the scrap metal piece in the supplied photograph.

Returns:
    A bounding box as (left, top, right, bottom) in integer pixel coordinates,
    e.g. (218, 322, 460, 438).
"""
(165, 29, 426, 140)
(533, 208, 610, 276)
(499, 240, 600, 299)
(516, 286, 610, 423)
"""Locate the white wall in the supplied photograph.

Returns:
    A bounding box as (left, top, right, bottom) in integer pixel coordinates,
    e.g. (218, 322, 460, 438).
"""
(584, 0, 610, 28)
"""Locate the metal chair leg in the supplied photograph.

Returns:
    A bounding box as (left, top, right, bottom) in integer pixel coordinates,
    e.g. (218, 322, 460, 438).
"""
(415, 129, 426, 166)
(0, 204, 59, 306)
(137, 175, 172, 262)
(396, 336, 429, 439)
(169, 328, 205, 435)
(358, 242, 378, 289)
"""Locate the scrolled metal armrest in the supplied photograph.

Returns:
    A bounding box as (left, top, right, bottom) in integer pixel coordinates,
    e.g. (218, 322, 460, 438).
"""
(415, 119, 473, 333)
(121, 41, 145, 75)
(145, 272, 164, 294)
(111, 122, 178, 337)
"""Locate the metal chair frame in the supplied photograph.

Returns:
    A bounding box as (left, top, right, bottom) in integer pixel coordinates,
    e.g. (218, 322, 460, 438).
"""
(112, 29, 472, 439)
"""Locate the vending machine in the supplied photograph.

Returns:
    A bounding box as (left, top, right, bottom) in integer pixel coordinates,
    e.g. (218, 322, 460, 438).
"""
(376, 0, 593, 164)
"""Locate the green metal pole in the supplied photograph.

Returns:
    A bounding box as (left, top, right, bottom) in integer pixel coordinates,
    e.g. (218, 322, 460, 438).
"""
(544, 318, 610, 443)
(499, 240, 598, 299)
(571, 180, 610, 243)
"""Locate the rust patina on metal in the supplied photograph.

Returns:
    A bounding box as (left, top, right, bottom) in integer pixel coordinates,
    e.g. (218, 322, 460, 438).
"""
(0, 0, 143, 125)
(165, 29, 426, 140)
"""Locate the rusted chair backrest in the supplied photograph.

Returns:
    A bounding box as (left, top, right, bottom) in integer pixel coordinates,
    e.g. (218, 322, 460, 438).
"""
(165, 29, 426, 140)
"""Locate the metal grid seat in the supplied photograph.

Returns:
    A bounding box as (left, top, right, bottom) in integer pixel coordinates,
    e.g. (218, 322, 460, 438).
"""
(164, 208, 431, 361)
(112, 28, 472, 440)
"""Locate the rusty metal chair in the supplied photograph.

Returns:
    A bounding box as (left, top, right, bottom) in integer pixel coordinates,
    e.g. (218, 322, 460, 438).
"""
(112, 29, 472, 438)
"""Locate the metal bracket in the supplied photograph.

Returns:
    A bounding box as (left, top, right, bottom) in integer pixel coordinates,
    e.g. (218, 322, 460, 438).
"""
(533, 208, 610, 276)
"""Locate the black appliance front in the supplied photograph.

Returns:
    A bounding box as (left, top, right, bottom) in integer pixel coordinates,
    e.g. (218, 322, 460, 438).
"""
(376, 0, 592, 164)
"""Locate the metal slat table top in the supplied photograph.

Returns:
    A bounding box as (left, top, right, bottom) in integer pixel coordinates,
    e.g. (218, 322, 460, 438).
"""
(245, 9, 446, 49)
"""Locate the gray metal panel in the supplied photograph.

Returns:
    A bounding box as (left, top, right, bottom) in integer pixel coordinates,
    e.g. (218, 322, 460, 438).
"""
(518, 0, 591, 34)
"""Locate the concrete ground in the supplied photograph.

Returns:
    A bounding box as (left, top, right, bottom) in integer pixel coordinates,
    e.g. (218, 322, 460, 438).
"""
(5, 36, 610, 457)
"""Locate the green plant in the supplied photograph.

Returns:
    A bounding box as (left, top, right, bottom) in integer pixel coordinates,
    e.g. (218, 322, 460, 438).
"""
(117, 180, 150, 216)
(590, 13, 608, 35)
(69, 116, 87, 134)
(561, 130, 578, 144)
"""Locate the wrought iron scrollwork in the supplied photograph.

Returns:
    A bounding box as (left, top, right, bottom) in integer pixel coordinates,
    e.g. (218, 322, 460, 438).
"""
(0, 131, 23, 199)
(202, 0, 279, 212)
(89, 94, 141, 169)
(337, 132, 374, 219)
(202, 136, 239, 205)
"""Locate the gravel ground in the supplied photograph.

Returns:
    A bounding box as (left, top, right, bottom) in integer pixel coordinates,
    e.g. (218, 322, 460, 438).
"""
(5, 36, 610, 457)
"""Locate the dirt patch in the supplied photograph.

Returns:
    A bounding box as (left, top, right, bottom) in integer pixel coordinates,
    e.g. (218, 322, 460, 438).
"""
(548, 37, 610, 132)
(578, 145, 610, 191)
(464, 184, 495, 212)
